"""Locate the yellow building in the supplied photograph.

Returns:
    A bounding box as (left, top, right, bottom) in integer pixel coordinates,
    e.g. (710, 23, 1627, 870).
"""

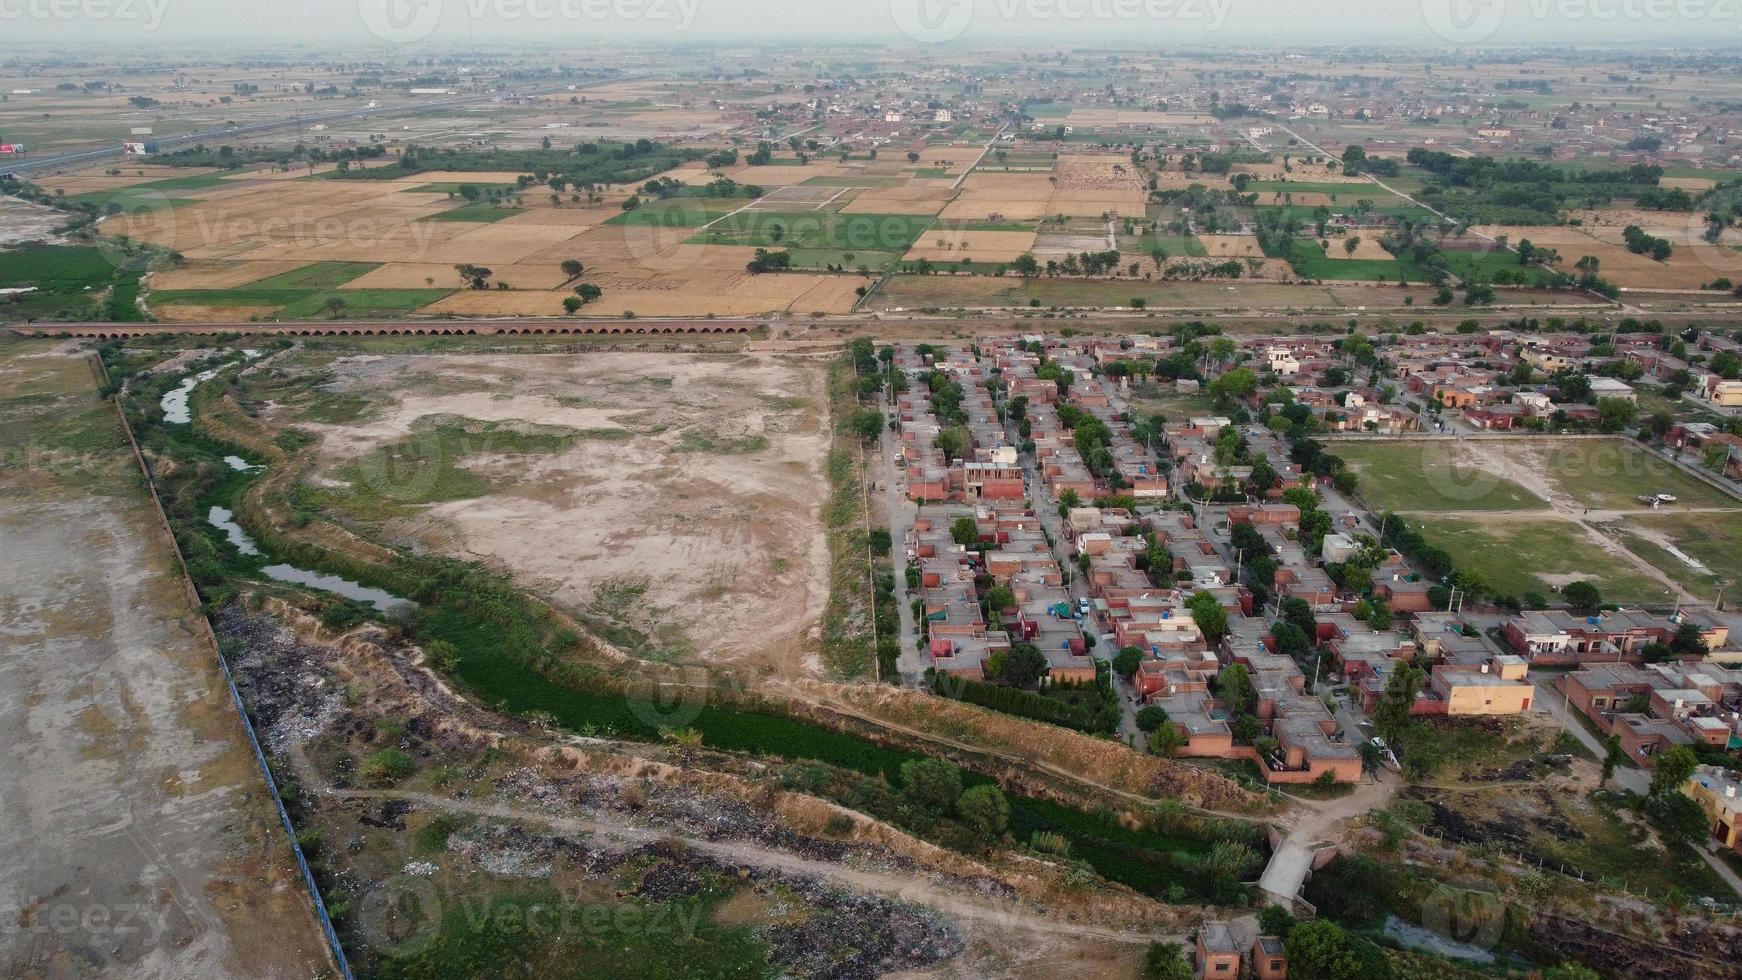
(1687, 765, 1742, 855)
(1429, 656, 1536, 716)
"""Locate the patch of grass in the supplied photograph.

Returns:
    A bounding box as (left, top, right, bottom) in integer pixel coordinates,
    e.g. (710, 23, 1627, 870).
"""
(338, 415, 581, 508)
(1412, 516, 1667, 603)
(276, 289, 451, 317)
(1542, 441, 1740, 510)
(781, 247, 896, 272)
(369, 888, 772, 980)
(673, 429, 768, 454)
(1619, 513, 1742, 598)
(426, 203, 526, 222)
(243, 261, 380, 290)
(1336, 441, 1548, 513)
(67, 170, 228, 208)
(299, 391, 372, 424)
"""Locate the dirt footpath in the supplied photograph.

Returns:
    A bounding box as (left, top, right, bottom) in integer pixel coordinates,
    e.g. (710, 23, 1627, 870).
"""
(0, 347, 328, 979)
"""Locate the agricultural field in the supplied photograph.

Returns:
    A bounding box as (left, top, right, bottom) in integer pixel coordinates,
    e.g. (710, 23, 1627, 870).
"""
(0, 339, 328, 976)
(250, 348, 834, 674)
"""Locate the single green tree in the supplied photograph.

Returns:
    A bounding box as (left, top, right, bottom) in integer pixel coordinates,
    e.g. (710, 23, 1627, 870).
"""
(956, 784, 1010, 837)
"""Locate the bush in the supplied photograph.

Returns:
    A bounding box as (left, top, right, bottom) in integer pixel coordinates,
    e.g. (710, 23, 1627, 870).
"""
(360, 749, 416, 785)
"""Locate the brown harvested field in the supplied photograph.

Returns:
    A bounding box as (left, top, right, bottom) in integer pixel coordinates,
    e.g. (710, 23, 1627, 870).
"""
(153, 303, 284, 322)
(840, 183, 957, 215)
(1323, 235, 1395, 260)
(1660, 176, 1718, 191)
(285, 350, 832, 673)
(41, 165, 223, 195)
(0, 341, 329, 978)
(1149, 172, 1234, 191)
(903, 229, 1038, 263)
(1196, 235, 1266, 258)
(150, 259, 310, 289)
(728, 164, 845, 185)
(940, 196, 1052, 221)
(1475, 223, 1742, 289)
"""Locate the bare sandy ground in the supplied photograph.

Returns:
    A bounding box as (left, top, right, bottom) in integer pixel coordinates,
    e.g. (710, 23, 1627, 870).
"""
(0, 347, 327, 978)
(297, 351, 832, 675)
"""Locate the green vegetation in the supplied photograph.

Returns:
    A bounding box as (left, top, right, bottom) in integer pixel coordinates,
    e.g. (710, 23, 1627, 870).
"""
(0, 244, 150, 322)
(147, 287, 451, 318)
(604, 196, 744, 227)
(244, 261, 381, 290)
(335, 415, 581, 511)
(1620, 513, 1742, 598)
(66, 170, 228, 209)
(1542, 441, 1738, 510)
(1411, 516, 1666, 603)
(692, 211, 935, 253)
(427, 203, 526, 222)
(1335, 442, 1547, 513)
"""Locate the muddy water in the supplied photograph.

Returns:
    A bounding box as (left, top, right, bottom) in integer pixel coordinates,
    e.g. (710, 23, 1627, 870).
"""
(208, 505, 414, 615)
(161, 350, 263, 424)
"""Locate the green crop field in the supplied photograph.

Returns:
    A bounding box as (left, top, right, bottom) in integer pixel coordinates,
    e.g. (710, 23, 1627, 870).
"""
(1335, 441, 1549, 513)
(0, 244, 147, 322)
(605, 197, 745, 227)
(690, 211, 935, 252)
(243, 261, 380, 290)
(427, 203, 526, 222)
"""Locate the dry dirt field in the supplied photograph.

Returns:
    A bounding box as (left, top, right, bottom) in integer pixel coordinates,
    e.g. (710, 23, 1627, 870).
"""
(0, 341, 327, 978)
(282, 350, 833, 675)
(1476, 223, 1742, 289)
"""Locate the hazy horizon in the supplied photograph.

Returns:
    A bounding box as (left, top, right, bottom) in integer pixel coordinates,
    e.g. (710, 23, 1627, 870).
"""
(9, 0, 1742, 49)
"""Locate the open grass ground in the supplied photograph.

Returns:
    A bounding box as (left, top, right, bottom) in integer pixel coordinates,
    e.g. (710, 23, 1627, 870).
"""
(1410, 515, 1667, 603)
(65, 170, 229, 208)
(1614, 512, 1742, 601)
(1335, 441, 1549, 513)
(243, 260, 380, 290)
(1540, 442, 1740, 511)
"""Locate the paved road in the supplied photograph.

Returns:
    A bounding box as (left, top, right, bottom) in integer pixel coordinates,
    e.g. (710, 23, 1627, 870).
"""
(1257, 775, 1398, 907)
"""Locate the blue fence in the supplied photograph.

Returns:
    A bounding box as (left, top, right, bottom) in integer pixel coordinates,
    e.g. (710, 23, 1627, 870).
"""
(212, 642, 355, 979)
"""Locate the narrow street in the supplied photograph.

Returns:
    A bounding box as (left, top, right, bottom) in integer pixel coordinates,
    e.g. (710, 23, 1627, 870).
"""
(878, 388, 924, 685)
(1530, 675, 1648, 795)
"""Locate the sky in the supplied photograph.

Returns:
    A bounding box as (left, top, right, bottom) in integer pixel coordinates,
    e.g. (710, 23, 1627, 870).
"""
(9, 0, 1742, 48)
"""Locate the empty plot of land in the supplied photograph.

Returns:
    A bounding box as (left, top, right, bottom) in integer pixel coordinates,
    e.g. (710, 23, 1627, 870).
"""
(282, 351, 833, 673)
(0, 342, 327, 978)
(1195, 235, 1265, 258)
(903, 229, 1039, 263)
(1336, 441, 1549, 513)
(1411, 515, 1667, 603)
